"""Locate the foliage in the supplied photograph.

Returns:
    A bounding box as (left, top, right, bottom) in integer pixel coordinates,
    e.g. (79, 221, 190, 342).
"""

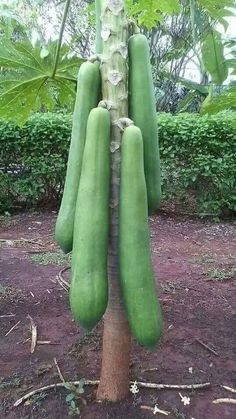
(0, 3, 84, 125)
(0, 112, 71, 211)
(64, 379, 85, 417)
(0, 38, 77, 125)
(200, 30, 228, 85)
(125, 0, 181, 29)
(201, 84, 236, 114)
(158, 110, 236, 215)
(0, 111, 235, 216)
(204, 267, 236, 281)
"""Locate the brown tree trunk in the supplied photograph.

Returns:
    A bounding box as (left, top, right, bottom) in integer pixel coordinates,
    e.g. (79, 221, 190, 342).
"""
(96, 0, 131, 401)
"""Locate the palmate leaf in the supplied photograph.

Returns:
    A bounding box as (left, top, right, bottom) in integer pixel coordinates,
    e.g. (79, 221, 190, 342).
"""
(126, 0, 181, 29)
(0, 37, 84, 125)
(200, 30, 228, 84)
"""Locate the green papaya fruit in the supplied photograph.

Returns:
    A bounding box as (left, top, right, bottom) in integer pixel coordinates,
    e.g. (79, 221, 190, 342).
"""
(55, 61, 100, 253)
(128, 34, 161, 213)
(70, 107, 110, 330)
(119, 125, 163, 348)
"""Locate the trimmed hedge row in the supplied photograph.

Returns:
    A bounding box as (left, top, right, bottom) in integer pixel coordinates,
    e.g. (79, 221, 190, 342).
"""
(158, 111, 236, 215)
(0, 113, 71, 212)
(0, 111, 235, 215)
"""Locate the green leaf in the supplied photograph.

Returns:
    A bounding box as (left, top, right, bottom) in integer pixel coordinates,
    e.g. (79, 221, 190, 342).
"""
(200, 83, 213, 114)
(201, 30, 228, 84)
(178, 77, 208, 95)
(0, 36, 83, 124)
(70, 400, 76, 409)
(225, 59, 236, 69)
(0, 74, 48, 125)
(66, 393, 75, 402)
(201, 85, 236, 113)
(177, 91, 197, 112)
(40, 47, 50, 59)
(125, 0, 181, 29)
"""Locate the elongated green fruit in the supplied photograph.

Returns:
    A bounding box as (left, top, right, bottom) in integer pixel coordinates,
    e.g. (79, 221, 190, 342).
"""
(55, 61, 100, 253)
(95, 0, 103, 53)
(128, 34, 161, 213)
(70, 107, 110, 330)
(119, 126, 163, 349)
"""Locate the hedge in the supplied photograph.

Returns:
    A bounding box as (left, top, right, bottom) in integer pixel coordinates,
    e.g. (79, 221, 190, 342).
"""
(0, 111, 235, 215)
(158, 111, 236, 215)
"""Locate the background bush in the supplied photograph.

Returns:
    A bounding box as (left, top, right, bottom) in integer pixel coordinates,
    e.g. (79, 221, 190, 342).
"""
(158, 111, 236, 216)
(0, 111, 235, 216)
(0, 113, 71, 212)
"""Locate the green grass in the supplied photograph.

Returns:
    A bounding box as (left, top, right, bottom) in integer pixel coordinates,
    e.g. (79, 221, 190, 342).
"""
(0, 373, 21, 389)
(29, 250, 71, 266)
(197, 254, 216, 264)
(160, 281, 177, 293)
(0, 214, 19, 229)
(205, 267, 236, 281)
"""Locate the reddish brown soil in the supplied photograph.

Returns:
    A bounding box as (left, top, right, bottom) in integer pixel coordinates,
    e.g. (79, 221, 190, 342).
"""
(0, 211, 235, 419)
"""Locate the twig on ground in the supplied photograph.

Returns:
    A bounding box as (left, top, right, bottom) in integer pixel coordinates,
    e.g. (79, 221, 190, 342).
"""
(54, 358, 65, 383)
(213, 398, 236, 405)
(0, 314, 15, 318)
(142, 367, 159, 372)
(26, 250, 48, 254)
(141, 405, 170, 416)
(221, 385, 236, 394)
(13, 380, 210, 407)
(58, 267, 70, 287)
(13, 380, 99, 407)
(56, 280, 68, 292)
(5, 320, 21, 337)
(135, 381, 210, 390)
(27, 315, 37, 354)
(49, 278, 57, 284)
(56, 267, 70, 291)
(0, 238, 44, 247)
(196, 338, 218, 356)
(37, 341, 60, 345)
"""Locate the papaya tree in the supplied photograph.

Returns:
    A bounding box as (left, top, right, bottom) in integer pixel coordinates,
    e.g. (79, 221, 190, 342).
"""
(55, 0, 163, 401)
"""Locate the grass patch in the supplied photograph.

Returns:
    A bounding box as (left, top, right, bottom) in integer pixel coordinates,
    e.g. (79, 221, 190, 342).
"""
(29, 251, 71, 266)
(160, 281, 177, 293)
(197, 254, 216, 264)
(0, 373, 21, 390)
(0, 284, 25, 305)
(0, 214, 19, 229)
(205, 267, 236, 281)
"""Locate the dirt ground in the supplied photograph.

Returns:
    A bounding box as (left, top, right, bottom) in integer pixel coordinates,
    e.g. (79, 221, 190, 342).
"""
(0, 211, 235, 419)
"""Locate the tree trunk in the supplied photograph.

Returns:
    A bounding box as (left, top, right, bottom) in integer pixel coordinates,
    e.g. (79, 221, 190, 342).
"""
(96, 0, 131, 401)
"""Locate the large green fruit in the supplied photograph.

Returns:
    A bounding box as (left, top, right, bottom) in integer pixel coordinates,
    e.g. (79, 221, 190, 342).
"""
(128, 34, 161, 213)
(119, 125, 163, 349)
(70, 107, 110, 330)
(55, 61, 100, 253)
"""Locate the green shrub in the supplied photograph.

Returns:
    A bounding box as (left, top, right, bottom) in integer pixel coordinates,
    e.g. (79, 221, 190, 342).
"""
(0, 111, 235, 216)
(0, 113, 71, 212)
(157, 111, 236, 216)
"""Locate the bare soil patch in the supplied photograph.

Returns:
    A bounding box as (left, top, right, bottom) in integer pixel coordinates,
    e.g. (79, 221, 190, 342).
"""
(0, 211, 235, 418)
